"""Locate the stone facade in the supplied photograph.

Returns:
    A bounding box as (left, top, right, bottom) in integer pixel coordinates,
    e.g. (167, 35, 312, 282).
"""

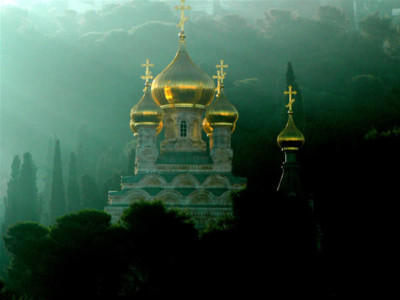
(105, 105, 246, 229)
(105, 17, 246, 228)
(107, 172, 246, 228)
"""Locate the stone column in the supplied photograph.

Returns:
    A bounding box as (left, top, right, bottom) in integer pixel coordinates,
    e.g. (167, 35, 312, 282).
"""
(210, 125, 233, 172)
(135, 125, 158, 174)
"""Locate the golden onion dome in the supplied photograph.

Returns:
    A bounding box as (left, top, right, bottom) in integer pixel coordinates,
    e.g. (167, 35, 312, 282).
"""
(205, 86, 239, 132)
(277, 113, 305, 150)
(151, 39, 215, 109)
(130, 84, 164, 135)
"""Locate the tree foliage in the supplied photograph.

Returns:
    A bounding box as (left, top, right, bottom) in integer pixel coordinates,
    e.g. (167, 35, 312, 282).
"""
(3, 222, 52, 299)
(50, 140, 66, 222)
(66, 152, 80, 213)
(3, 156, 21, 231)
(80, 174, 102, 210)
(10, 153, 39, 223)
(1, 203, 200, 299)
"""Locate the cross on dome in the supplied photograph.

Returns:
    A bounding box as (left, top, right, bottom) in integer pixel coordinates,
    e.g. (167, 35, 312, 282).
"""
(216, 59, 228, 84)
(175, 0, 190, 33)
(141, 58, 154, 90)
(213, 70, 225, 95)
(284, 85, 297, 113)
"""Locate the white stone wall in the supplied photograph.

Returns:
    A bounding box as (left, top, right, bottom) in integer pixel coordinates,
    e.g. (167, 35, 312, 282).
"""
(161, 107, 206, 153)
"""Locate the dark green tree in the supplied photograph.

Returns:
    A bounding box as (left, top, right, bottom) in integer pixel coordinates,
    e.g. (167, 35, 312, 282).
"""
(359, 12, 399, 58)
(3, 155, 21, 231)
(119, 201, 198, 297)
(317, 5, 348, 33)
(18, 153, 39, 222)
(202, 189, 320, 299)
(263, 8, 296, 37)
(359, 12, 397, 44)
(50, 140, 66, 222)
(80, 174, 101, 209)
(2, 210, 124, 300)
(66, 152, 81, 213)
(46, 210, 120, 299)
(3, 222, 52, 299)
(75, 123, 89, 177)
(41, 137, 55, 213)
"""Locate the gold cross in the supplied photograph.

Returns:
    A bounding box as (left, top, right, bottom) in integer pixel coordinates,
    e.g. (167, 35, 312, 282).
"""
(141, 58, 154, 90)
(284, 85, 297, 113)
(216, 59, 228, 84)
(212, 70, 224, 95)
(175, 0, 190, 32)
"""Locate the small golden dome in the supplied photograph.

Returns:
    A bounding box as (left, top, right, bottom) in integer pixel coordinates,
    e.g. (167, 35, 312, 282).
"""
(130, 85, 164, 135)
(277, 113, 305, 150)
(151, 40, 215, 109)
(205, 87, 238, 132)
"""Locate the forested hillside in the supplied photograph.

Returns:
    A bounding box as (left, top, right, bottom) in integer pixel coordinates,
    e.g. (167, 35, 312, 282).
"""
(1, 1, 399, 297)
(2, 0, 399, 197)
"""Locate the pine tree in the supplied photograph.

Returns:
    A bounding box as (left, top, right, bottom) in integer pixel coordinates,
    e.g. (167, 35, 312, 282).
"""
(50, 140, 66, 222)
(18, 152, 39, 222)
(41, 137, 55, 222)
(3, 155, 21, 231)
(66, 152, 81, 213)
(284, 62, 305, 132)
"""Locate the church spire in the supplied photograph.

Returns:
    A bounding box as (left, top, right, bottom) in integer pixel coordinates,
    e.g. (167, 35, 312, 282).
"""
(277, 85, 305, 198)
(130, 59, 163, 136)
(175, 0, 190, 40)
(140, 58, 154, 91)
(151, 0, 215, 110)
(207, 60, 238, 132)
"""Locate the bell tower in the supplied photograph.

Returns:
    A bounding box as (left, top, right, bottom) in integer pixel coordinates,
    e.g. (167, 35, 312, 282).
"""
(130, 59, 163, 174)
(277, 85, 305, 198)
(204, 61, 238, 172)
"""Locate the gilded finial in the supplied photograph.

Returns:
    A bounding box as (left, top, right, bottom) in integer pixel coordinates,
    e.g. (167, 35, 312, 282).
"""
(278, 85, 304, 151)
(213, 59, 228, 95)
(141, 58, 154, 91)
(212, 70, 225, 95)
(175, 0, 190, 36)
(216, 59, 228, 84)
(284, 85, 297, 114)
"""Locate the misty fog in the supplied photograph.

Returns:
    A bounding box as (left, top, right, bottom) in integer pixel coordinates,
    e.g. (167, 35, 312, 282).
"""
(1, 0, 399, 221)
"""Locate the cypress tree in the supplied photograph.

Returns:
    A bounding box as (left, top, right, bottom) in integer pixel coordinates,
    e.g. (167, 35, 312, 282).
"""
(3, 155, 21, 231)
(81, 174, 101, 210)
(43, 138, 55, 200)
(50, 140, 66, 222)
(18, 152, 39, 222)
(66, 152, 81, 213)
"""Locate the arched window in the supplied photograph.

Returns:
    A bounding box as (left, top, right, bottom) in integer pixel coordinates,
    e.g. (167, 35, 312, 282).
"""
(180, 120, 187, 137)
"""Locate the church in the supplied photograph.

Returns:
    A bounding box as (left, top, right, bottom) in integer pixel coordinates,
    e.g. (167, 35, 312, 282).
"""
(105, 1, 247, 228)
